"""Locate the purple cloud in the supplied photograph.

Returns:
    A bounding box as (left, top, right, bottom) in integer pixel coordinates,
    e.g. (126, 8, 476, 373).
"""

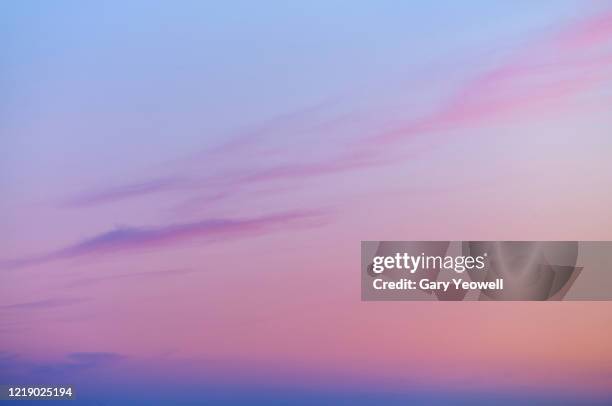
(64, 177, 185, 208)
(55, 9, 612, 224)
(29, 352, 126, 377)
(61, 100, 345, 209)
(1, 351, 126, 381)
(0, 210, 325, 271)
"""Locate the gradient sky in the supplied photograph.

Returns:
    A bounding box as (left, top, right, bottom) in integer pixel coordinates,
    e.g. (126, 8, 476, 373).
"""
(1, 1, 612, 404)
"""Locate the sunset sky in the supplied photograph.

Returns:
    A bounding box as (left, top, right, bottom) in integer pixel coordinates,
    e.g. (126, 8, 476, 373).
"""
(1, 1, 612, 404)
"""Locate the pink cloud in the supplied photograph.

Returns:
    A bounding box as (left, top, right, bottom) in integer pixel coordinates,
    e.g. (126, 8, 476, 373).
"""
(56, 8, 612, 217)
(374, 9, 612, 144)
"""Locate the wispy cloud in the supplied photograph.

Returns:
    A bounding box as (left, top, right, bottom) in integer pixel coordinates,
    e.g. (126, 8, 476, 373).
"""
(0, 297, 89, 310)
(61, 100, 346, 208)
(555, 10, 612, 48)
(238, 151, 385, 183)
(67, 268, 200, 288)
(56, 9, 612, 218)
(0, 210, 325, 271)
(30, 352, 126, 377)
(374, 10, 612, 144)
(63, 177, 186, 208)
(194, 98, 343, 160)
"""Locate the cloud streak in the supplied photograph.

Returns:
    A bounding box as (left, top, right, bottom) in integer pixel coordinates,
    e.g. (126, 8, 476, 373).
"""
(67, 268, 200, 288)
(374, 10, 612, 144)
(0, 210, 325, 271)
(0, 297, 89, 310)
(29, 352, 126, 377)
(219, 9, 612, 209)
(61, 100, 347, 208)
(55, 9, 612, 222)
(64, 177, 186, 208)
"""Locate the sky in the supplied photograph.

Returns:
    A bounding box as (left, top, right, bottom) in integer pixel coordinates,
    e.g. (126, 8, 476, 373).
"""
(1, 1, 612, 404)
